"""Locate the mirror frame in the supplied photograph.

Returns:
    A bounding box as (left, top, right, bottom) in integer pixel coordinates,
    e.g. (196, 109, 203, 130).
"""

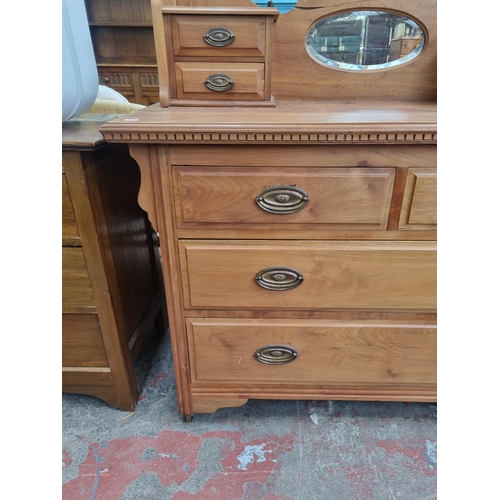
(305, 9, 428, 72)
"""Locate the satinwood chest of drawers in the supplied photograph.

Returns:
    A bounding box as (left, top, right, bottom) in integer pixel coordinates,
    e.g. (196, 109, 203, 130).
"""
(101, 0, 437, 421)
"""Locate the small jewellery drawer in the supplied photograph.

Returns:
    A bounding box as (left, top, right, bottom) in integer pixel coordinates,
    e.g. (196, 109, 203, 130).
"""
(175, 62, 264, 100)
(179, 240, 437, 310)
(173, 166, 395, 228)
(399, 168, 437, 230)
(170, 15, 267, 57)
(186, 318, 437, 385)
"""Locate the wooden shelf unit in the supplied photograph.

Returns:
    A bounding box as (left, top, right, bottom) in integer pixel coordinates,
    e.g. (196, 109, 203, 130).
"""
(84, 0, 160, 105)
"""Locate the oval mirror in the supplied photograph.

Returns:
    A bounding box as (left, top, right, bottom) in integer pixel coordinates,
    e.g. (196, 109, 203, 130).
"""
(306, 11, 426, 71)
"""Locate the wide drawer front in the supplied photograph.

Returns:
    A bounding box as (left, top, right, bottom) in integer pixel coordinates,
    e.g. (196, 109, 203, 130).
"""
(173, 167, 395, 228)
(175, 62, 264, 100)
(186, 318, 436, 385)
(179, 240, 436, 310)
(171, 15, 267, 57)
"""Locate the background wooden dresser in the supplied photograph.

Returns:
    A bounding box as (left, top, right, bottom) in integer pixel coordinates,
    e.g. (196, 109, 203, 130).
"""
(62, 115, 168, 410)
(84, 0, 159, 105)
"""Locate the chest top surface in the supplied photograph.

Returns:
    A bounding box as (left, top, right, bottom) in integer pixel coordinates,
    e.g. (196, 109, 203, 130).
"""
(100, 100, 436, 144)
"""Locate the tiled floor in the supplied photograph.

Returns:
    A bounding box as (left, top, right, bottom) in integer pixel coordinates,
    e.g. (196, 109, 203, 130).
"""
(62, 329, 437, 499)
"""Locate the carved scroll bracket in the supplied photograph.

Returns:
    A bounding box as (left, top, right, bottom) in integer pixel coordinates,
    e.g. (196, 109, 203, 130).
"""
(128, 144, 159, 232)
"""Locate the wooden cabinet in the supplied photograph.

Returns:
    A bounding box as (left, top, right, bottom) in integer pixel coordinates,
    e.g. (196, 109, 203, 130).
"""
(84, 0, 159, 105)
(62, 115, 168, 410)
(100, 0, 437, 420)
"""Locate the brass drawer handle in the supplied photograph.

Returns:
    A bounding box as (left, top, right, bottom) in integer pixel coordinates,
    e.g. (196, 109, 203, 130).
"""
(204, 74, 234, 92)
(256, 185, 309, 214)
(255, 345, 298, 365)
(255, 266, 304, 290)
(204, 27, 235, 47)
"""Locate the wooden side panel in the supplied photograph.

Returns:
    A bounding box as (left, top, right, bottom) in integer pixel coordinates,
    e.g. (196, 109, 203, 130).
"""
(62, 175, 81, 246)
(187, 318, 436, 385)
(171, 15, 266, 57)
(173, 166, 395, 228)
(399, 168, 437, 230)
(86, 145, 162, 347)
(179, 240, 437, 310)
(62, 315, 108, 367)
(175, 62, 265, 100)
(62, 247, 96, 312)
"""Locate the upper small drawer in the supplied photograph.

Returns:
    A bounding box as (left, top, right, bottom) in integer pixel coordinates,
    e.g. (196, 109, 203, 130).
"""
(173, 166, 395, 229)
(171, 15, 267, 58)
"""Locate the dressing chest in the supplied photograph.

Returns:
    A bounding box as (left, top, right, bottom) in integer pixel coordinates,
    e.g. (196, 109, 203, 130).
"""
(100, 0, 437, 420)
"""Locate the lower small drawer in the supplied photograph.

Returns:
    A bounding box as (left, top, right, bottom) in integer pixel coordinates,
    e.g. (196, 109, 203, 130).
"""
(175, 62, 265, 100)
(186, 318, 436, 386)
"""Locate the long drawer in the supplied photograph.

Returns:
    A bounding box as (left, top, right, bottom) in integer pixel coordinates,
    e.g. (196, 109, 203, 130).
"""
(179, 240, 436, 310)
(186, 318, 437, 386)
(173, 166, 395, 228)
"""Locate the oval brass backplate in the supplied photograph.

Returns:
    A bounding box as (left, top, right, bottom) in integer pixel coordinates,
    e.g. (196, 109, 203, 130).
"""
(255, 266, 304, 291)
(203, 27, 235, 47)
(255, 345, 298, 365)
(256, 185, 309, 214)
(204, 74, 234, 92)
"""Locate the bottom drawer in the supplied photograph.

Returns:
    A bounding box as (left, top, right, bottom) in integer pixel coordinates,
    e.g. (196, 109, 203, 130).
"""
(62, 314, 108, 367)
(187, 318, 436, 386)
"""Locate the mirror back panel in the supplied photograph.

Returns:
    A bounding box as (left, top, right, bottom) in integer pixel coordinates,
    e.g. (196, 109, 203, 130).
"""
(272, 0, 436, 101)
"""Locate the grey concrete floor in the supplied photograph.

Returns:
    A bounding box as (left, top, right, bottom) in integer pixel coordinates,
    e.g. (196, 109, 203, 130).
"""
(62, 329, 437, 499)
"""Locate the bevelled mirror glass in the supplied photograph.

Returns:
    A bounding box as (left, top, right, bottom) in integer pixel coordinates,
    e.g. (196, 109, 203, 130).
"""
(306, 11, 426, 71)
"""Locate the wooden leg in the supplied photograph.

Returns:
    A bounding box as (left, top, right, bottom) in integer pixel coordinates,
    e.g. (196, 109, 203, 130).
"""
(154, 302, 169, 334)
(183, 414, 193, 422)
